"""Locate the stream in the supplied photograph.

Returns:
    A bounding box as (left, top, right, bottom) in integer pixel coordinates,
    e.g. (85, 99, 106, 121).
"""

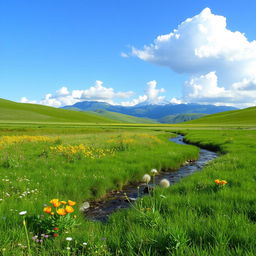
(83, 135, 218, 222)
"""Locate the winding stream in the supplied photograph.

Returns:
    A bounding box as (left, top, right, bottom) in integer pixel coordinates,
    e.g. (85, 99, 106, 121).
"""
(84, 135, 218, 222)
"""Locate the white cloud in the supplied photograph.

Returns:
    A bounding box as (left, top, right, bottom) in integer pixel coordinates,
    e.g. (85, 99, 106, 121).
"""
(21, 80, 168, 108)
(120, 95, 148, 106)
(120, 52, 129, 58)
(20, 81, 135, 108)
(145, 80, 165, 103)
(170, 97, 183, 104)
(120, 80, 166, 106)
(132, 8, 256, 107)
(20, 97, 37, 104)
(56, 87, 69, 96)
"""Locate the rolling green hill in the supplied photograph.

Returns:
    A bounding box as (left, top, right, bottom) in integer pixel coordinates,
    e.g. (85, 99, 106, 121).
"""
(186, 106, 256, 125)
(91, 109, 158, 124)
(0, 98, 117, 123)
(159, 113, 207, 124)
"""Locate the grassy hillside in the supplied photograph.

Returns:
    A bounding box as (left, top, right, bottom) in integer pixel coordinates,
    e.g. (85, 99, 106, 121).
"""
(92, 109, 158, 124)
(186, 106, 256, 125)
(160, 113, 207, 124)
(0, 98, 116, 123)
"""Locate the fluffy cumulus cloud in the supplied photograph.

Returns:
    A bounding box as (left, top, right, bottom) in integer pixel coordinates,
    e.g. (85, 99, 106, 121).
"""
(120, 80, 166, 106)
(132, 8, 256, 107)
(21, 80, 169, 107)
(21, 81, 134, 107)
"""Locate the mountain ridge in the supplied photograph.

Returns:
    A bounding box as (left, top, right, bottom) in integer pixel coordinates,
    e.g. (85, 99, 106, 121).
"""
(62, 101, 237, 122)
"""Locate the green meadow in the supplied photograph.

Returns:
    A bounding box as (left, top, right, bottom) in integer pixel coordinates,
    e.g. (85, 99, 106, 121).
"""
(0, 102, 256, 255)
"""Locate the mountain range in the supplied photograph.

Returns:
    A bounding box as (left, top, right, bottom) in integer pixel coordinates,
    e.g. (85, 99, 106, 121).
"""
(62, 101, 237, 123)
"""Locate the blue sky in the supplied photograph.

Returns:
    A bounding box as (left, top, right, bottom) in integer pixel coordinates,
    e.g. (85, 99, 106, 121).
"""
(1, 0, 256, 107)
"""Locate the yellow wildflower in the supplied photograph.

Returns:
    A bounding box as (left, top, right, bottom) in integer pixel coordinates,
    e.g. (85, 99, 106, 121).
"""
(65, 206, 74, 213)
(56, 208, 66, 216)
(50, 199, 59, 204)
(68, 200, 76, 206)
(43, 206, 52, 214)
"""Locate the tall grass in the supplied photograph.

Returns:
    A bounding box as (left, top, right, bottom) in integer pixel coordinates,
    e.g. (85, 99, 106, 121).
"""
(1, 128, 256, 255)
(0, 129, 198, 255)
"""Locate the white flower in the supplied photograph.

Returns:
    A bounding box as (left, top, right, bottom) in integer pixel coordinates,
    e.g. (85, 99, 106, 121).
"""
(150, 169, 158, 175)
(80, 202, 90, 212)
(142, 174, 151, 184)
(19, 211, 27, 216)
(66, 237, 72, 241)
(160, 179, 170, 188)
(66, 247, 71, 250)
(83, 242, 88, 246)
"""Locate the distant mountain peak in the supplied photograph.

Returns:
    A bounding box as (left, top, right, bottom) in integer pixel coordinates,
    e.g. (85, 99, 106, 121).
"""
(62, 100, 238, 123)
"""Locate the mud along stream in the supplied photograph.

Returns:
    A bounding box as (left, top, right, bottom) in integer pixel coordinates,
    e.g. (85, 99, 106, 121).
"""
(83, 135, 218, 222)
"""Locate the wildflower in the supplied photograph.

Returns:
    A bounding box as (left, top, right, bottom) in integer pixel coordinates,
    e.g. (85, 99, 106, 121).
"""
(53, 227, 59, 231)
(66, 247, 71, 250)
(50, 199, 59, 204)
(60, 201, 67, 204)
(19, 211, 27, 216)
(53, 233, 59, 237)
(57, 208, 67, 216)
(43, 206, 52, 214)
(83, 242, 88, 246)
(53, 201, 61, 208)
(80, 202, 90, 211)
(150, 169, 158, 175)
(142, 174, 151, 184)
(66, 237, 72, 241)
(65, 206, 74, 213)
(160, 179, 170, 188)
(68, 200, 76, 206)
(214, 179, 228, 185)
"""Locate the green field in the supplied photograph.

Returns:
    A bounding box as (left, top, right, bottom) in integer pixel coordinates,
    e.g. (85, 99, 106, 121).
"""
(0, 99, 116, 124)
(91, 109, 158, 124)
(0, 101, 256, 255)
(187, 106, 256, 125)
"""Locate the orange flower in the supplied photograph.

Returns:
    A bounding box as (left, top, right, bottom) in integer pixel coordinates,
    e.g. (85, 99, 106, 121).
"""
(68, 200, 76, 206)
(43, 206, 52, 214)
(60, 201, 67, 205)
(53, 201, 61, 207)
(53, 233, 59, 237)
(50, 199, 59, 204)
(65, 205, 74, 213)
(214, 179, 228, 185)
(56, 208, 67, 216)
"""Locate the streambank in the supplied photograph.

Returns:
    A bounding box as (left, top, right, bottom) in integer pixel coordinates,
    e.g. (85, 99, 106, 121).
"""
(83, 135, 218, 222)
